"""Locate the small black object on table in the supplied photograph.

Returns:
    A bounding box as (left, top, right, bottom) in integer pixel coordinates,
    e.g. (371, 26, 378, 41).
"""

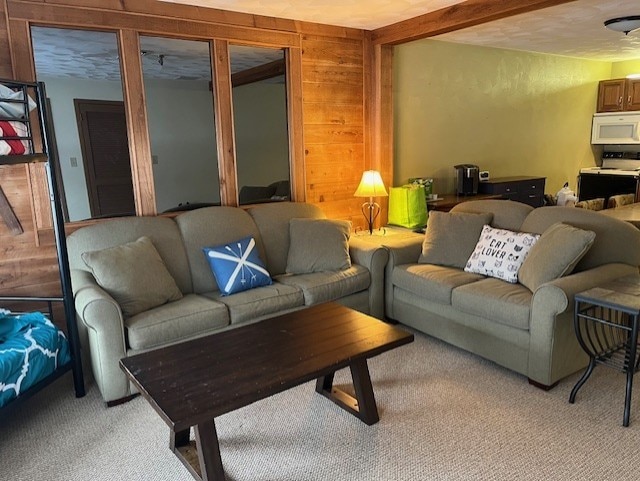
(569, 275, 640, 426)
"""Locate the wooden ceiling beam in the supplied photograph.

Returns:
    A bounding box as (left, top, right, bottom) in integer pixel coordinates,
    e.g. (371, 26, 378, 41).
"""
(371, 0, 578, 46)
(231, 58, 285, 88)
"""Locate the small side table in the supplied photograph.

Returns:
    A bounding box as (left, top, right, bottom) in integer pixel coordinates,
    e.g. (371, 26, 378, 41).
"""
(569, 275, 640, 426)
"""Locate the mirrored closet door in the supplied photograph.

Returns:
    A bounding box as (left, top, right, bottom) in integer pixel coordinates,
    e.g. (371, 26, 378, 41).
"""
(140, 35, 220, 213)
(230, 45, 290, 205)
(32, 26, 133, 222)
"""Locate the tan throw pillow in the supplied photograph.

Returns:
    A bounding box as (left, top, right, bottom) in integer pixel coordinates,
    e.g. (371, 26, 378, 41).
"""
(286, 218, 351, 274)
(518, 222, 596, 292)
(419, 211, 494, 269)
(81, 236, 183, 317)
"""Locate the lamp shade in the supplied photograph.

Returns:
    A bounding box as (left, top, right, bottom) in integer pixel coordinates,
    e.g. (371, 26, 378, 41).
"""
(354, 170, 388, 198)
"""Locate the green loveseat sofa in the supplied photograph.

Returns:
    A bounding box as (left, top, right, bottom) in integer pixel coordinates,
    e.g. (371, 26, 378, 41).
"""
(384, 200, 640, 389)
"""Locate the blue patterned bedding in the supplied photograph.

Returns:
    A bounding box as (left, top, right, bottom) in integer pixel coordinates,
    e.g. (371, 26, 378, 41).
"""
(0, 309, 71, 408)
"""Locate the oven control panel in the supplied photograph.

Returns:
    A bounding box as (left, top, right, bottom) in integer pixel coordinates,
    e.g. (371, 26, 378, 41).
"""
(603, 151, 640, 159)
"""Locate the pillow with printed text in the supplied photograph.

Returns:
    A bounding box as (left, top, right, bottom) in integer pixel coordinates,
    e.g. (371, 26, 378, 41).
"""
(464, 225, 540, 283)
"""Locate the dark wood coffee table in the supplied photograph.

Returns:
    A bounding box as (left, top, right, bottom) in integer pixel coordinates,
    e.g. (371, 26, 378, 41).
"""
(120, 302, 413, 481)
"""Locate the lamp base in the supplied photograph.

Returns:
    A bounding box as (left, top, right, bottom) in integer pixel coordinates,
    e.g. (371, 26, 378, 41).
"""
(361, 199, 381, 235)
(354, 226, 388, 236)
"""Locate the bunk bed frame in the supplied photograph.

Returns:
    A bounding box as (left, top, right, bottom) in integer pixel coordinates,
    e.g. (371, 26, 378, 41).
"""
(0, 79, 85, 418)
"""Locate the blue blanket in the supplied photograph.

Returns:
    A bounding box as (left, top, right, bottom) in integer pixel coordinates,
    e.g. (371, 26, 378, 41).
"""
(0, 310, 71, 408)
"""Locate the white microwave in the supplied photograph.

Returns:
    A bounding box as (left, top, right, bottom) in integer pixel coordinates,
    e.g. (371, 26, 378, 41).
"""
(592, 112, 640, 144)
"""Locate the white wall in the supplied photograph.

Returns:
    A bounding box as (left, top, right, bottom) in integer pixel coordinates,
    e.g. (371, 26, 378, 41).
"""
(42, 76, 124, 221)
(232, 80, 289, 189)
(143, 79, 220, 212)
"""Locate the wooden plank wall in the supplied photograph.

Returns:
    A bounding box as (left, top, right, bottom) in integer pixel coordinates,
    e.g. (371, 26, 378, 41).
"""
(0, 165, 62, 297)
(0, 0, 12, 78)
(0, 0, 62, 301)
(301, 33, 366, 224)
(0, 0, 369, 305)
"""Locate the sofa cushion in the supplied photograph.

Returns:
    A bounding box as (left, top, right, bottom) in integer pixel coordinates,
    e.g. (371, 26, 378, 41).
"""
(392, 264, 485, 305)
(450, 199, 533, 231)
(238, 184, 276, 204)
(67, 216, 192, 294)
(518, 222, 596, 292)
(271, 180, 290, 199)
(465, 225, 539, 283)
(203, 236, 272, 295)
(81, 236, 183, 318)
(275, 265, 369, 306)
(246, 202, 326, 276)
(125, 294, 229, 350)
(286, 218, 351, 274)
(175, 206, 263, 294)
(419, 211, 493, 269)
(520, 206, 640, 272)
(452, 278, 532, 330)
(204, 283, 304, 324)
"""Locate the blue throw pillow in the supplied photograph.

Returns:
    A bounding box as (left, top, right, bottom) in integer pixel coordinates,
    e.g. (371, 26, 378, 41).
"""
(203, 236, 272, 296)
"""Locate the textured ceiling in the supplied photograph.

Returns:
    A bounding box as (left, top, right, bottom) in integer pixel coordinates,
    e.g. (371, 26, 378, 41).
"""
(31, 27, 284, 81)
(161, 0, 640, 61)
(30, 0, 640, 81)
(435, 0, 640, 62)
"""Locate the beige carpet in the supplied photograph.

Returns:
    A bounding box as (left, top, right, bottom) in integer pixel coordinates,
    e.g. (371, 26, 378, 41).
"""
(1, 330, 639, 481)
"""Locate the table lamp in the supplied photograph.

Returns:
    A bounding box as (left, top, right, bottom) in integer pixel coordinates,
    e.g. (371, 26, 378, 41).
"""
(354, 170, 388, 234)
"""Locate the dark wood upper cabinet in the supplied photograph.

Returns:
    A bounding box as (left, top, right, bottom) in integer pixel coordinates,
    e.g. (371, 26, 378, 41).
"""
(597, 78, 640, 112)
(627, 79, 640, 111)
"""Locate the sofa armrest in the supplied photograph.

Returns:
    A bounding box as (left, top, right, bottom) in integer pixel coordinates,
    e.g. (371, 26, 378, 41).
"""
(71, 269, 131, 403)
(349, 238, 389, 319)
(382, 237, 424, 318)
(528, 263, 638, 386)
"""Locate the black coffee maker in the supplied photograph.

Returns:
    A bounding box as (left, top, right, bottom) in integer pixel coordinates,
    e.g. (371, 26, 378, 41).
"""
(454, 164, 480, 195)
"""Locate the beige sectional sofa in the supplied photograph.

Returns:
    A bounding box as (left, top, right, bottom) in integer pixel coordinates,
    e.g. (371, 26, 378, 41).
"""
(67, 202, 388, 404)
(384, 200, 640, 389)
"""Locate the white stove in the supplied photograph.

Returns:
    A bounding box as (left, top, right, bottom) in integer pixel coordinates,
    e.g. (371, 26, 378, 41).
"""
(578, 151, 640, 202)
(580, 166, 640, 176)
(580, 151, 640, 176)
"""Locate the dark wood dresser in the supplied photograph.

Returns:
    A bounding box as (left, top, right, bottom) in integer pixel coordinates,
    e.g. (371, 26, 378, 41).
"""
(478, 176, 546, 208)
(426, 193, 503, 212)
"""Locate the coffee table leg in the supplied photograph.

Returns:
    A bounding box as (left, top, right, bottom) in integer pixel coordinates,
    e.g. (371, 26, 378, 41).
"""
(350, 358, 380, 425)
(170, 428, 190, 451)
(316, 371, 335, 394)
(315, 358, 380, 425)
(194, 420, 226, 481)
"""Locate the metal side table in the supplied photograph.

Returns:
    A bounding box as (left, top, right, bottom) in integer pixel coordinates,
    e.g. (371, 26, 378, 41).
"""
(569, 274, 640, 426)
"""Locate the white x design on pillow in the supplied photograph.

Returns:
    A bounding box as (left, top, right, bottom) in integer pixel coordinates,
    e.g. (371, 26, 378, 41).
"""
(206, 238, 269, 293)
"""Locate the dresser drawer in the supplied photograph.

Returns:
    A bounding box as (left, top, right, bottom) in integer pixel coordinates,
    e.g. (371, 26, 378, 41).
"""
(518, 178, 545, 193)
(482, 182, 517, 195)
(517, 193, 544, 208)
(478, 176, 546, 208)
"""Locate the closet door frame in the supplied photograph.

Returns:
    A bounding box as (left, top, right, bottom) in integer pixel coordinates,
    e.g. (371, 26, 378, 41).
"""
(7, 5, 304, 239)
